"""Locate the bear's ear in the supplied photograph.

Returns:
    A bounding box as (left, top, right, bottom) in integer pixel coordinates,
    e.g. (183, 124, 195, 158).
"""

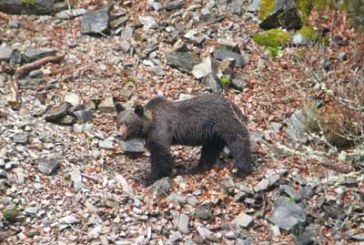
(115, 102, 126, 114)
(134, 104, 144, 117)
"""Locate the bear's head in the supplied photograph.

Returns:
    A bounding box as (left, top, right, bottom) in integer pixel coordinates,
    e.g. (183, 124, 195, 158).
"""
(115, 103, 151, 141)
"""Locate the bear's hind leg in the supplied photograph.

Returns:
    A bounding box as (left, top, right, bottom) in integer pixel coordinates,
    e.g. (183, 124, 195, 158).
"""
(195, 141, 224, 173)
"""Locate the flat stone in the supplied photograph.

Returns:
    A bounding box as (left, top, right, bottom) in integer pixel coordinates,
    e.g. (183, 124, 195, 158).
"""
(44, 103, 71, 123)
(38, 158, 60, 175)
(58, 115, 76, 125)
(202, 73, 222, 93)
(169, 231, 182, 242)
(279, 185, 302, 201)
(12, 132, 29, 144)
(81, 7, 111, 35)
(25, 206, 38, 215)
(121, 139, 145, 154)
(231, 0, 244, 15)
(0, 0, 54, 15)
(73, 110, 93, 123)
(55, 8, 87, 19)
(110, 15, 129, 29)
(254, 178, 270, 192)
(178, 213, 189, 234)
(268, 173, 280, 186)
(166, 52, 202, 74)
(0, 169, 7, 179)
(99, 138, 115, 149)
(165, 0, 183, 11)
(247, 0, 260, 12)
(98, 96, 115, 113)
(138, 15, 157, 29)
(233, 212, 254, 228)
(192, 56, 217, 79)
(64, 92, 81, 107)
(29, 69, 43, 78)
(217, 39, 239, 52)
(71, 168, 83, 191)
(195, 203, 212, 220)
(284, 109, 308, 146)
(151, 177, 171, 196)
(213, 49, 249, 68)
(268, 197, 306, 231)
(60, 214, 80, 224)
(0, 46, 13, 62)
(23, 48, 57, 62)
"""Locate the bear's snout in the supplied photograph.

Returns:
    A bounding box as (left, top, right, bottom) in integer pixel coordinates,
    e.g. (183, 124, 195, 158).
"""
(116, 124, 128, 141)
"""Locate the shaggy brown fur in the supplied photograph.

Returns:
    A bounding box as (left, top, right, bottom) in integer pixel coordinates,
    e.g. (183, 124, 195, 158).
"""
(116, 94, 252, 183)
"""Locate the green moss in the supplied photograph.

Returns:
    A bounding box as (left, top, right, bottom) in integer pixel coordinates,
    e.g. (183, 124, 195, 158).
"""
(341, 0, 364, 32)
(253, 29, 291, 47)
(311, 0, 331, 10)
(258, 0, 275, 20)
(219, 75, 231, 86)
(299, 25, 317, 39)
(22, 0, 35, 6)
(296, 0, 312, 22)
(253, 29, 291, 57)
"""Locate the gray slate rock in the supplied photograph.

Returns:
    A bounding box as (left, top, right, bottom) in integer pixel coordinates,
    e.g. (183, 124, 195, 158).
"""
(279, 184, 302, 201)
(285, 109, 308, 146)
(98, 96, 115, 113)
(121, 139, 145, 154)
(23, 48, 57, 62)
(195, 203, 212, 220)
(44, 103, 72, 123)
(202, 73, 222, 93)
(351, 233, 364, 241)
(259, 0, 302, 30)
(73, 110, 93, 123)
(247, 0, 260, 12)
(254, 178, 269, 192)
(71, 168, 83, 191)
(64, 92, 81, 107)
(98, 138, 114, 149)
(268, 197, 306, 231)
(0, 169, 7, 179)
(233, 212, 254, 228)
(55, 8, 87, 19)
(165, 0, 183, 11)
(38, 158, 60, 175)
(151, 177, 171, 196)
(166, 52, 202, 74)
(0, 46, 13, 62)
(192, 56, 218, 79)
(213, 49, 249, 68)
(178, 213, 189, 234)
(12, 132, 29, 144)
(138, 16, 157, 29)
(231, 0, 244, 15)
(0, 0, 54, 15)
(231, 74, 248, 91)
(81, 7, 111, 35)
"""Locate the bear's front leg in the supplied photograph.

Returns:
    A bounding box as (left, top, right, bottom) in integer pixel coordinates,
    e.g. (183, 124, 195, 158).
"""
(146, 140, 173, 183)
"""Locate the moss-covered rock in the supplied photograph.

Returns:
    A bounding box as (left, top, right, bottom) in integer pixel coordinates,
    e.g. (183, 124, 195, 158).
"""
(253, 29, 291, 47)
(292, 25, 317, 46)
(258, 0, 275, 20)
(253, 29, 291, 56)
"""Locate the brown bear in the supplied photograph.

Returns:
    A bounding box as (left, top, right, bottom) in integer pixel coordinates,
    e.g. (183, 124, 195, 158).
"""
(115, 94, 253, 184)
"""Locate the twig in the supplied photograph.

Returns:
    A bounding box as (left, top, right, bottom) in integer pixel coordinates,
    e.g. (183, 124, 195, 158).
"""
(81, 173, 101, 183)
(7, 54, 64, 109)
